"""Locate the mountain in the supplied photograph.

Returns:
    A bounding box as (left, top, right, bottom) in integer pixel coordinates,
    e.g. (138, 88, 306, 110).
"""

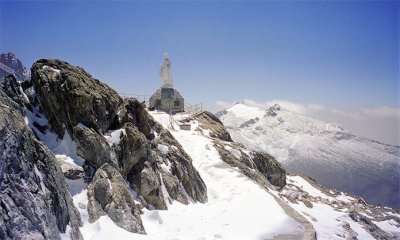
(1, 59, 399, 239)
(217, 102, 400, 209)
(0, 52, 30, 81)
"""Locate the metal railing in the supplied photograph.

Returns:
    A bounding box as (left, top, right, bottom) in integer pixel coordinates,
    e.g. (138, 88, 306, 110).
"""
(118, 93, 151, 104)
(171, 103, 204, 122)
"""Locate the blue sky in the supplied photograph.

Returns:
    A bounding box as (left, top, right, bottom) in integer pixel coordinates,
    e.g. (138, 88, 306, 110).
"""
(1, 1, 399, 111)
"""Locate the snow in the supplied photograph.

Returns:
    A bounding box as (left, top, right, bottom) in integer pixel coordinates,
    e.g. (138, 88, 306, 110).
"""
(288, 176, 326, 197)
(144, 111, 303, 239)
(25, 106, 84, 167)
(59, 225, 71, 240)
(157, 144, 169, 155)
(373, 219, 400, 236)
(277, 175, 381, 239)
(42, 65, 61, 74)
(104, 129, 126, 146)
(33, 165, 47, 194)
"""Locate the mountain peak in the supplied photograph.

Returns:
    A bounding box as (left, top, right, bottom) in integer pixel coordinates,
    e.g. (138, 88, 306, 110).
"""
(0, 52, 30, 81)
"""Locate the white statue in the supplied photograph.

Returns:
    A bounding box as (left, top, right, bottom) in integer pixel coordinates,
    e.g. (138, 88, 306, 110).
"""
(159, 53, 173, 88)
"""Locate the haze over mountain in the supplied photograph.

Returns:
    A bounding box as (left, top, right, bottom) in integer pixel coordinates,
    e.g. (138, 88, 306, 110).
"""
(217, 102, 400, 210)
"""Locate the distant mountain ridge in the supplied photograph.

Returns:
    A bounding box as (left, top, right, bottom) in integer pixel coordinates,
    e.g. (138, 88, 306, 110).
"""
(0, 52, 30, 81)
(217, 102, 400, 209)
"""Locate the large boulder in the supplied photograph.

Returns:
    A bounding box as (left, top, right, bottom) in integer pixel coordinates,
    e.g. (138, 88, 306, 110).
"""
(31, 59, 121, 138)
(0, 90, 83, 240)
(87, 164, 145, 234)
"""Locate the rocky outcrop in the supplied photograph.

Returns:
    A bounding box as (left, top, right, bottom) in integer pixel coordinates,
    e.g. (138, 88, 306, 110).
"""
(191, 111, 232, 142)
(214, 141, 286, 188)
(25, 58, 207, 227)
(0, 89, 82, 240)
(349, 211, 396, 239)
(250, 151, 286, 187)
(87, 164, 145, 234)
(112, 98, 155, 140)
(31, 59, 121, 138)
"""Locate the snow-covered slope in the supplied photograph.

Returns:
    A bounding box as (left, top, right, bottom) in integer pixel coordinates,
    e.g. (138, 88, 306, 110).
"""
(217, 103, 400, 209)
(26, 106, 400, 239)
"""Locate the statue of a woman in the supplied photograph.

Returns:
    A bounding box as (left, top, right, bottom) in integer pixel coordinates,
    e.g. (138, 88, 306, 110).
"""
(159, 53, 173, 88)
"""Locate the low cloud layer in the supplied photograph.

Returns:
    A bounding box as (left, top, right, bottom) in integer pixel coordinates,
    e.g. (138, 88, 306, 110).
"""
(214, 99, 400, 146)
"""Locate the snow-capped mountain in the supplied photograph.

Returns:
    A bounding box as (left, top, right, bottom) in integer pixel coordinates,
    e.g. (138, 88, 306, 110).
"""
(0, 52, 30, 81)
(217, 103, 400, 210)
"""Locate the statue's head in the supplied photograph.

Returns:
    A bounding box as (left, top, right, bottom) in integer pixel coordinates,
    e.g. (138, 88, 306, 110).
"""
(163, 53, 169, 59)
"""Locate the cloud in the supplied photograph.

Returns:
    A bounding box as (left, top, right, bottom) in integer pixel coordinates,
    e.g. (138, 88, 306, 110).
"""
(214, 99, 400, 146)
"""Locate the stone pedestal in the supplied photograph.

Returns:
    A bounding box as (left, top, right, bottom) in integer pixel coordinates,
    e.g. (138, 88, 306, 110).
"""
(149, 87, 184, 113)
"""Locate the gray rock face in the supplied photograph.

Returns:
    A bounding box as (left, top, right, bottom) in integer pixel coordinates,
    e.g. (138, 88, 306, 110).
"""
(250, 151, 286, 187)
(115, 123, 148, 177)
(74, 126, 118, 173)
(87, 164, 145, 234)
(31, 59, 122, 138)
(0, 90, 83, 240)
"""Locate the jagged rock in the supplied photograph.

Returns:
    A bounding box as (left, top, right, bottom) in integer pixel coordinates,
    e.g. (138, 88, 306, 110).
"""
(125, 127, 207, 209)
(87, 164, 145, 234)
(1, 74, 29, 107)
(31, 59, 121, 138)
(112, 98, 154, 140)
(74, 125, 117, 170)
(266, 103, 281, 117)
(115, 123, 148, 176)
(250, 151, 286, 188)
(215, 143, 273, 188)
(0, 90, 83, 240)
(191, 111, 232, 142)
(160, 168, 189, 205)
